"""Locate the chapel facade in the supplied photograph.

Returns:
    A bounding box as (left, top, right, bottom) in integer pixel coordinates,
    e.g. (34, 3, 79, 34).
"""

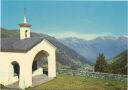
(0, 9, 56, 89)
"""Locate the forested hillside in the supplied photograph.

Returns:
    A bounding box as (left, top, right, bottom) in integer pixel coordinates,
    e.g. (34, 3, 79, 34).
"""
(109, 50, 127, 75)
(95, 50, 127, 75)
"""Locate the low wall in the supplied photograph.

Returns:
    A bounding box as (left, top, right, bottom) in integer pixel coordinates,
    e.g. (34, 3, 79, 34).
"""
(58, 69, 127, 82)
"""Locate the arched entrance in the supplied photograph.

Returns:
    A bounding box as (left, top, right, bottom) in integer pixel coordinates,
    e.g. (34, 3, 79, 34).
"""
(32, 50, 49, 77)
(11, 61, 20, 78)
(8, 61, 20, 85)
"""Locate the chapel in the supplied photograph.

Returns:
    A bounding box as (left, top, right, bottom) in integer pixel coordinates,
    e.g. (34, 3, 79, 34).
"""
(0, 9, 56, 89)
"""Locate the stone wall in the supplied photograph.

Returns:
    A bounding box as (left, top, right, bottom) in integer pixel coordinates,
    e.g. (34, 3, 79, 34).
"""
(58, 69, 127, 82)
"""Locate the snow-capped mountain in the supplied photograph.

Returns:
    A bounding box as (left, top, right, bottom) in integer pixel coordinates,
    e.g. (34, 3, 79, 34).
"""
(59, 36, 127, 63)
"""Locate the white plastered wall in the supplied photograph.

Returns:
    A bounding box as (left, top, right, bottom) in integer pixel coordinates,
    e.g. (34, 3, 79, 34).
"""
(0, 39, 56, 89)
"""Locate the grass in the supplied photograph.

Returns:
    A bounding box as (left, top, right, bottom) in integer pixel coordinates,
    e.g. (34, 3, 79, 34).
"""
(27, 74, 127, 90)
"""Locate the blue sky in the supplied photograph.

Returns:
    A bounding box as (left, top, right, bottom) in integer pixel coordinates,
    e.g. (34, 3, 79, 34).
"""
(1, 0, 127, 39)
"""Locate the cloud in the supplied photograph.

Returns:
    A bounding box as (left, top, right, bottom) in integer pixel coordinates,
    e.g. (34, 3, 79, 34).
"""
(48, 31, 115, 40)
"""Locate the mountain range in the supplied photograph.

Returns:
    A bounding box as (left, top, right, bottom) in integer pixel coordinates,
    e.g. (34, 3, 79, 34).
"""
(59, 36, 127, 63)
(1, 28, 127, 65)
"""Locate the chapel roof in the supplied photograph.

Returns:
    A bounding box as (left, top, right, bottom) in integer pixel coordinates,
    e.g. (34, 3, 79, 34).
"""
(1, 38, 45, 52)
(19, 23, 31, 27)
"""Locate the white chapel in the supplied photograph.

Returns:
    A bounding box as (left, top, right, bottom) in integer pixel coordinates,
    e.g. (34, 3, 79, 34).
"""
(0, 9, 56, 89)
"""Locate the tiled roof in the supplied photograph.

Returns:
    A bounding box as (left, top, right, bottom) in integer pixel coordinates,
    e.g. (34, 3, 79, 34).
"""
(19, 23, 31, 27)
(1, 38, 44, 52)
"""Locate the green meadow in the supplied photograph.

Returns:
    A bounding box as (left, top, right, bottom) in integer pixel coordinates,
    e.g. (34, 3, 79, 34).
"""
(27, 75, 127, 90)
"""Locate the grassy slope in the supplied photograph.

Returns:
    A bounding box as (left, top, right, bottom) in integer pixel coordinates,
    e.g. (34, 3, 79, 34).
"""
(27, 75, 127, 90)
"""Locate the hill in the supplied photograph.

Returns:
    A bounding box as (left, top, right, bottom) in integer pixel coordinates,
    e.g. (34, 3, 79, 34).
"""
(109, 50, 127, 75)
(0, 28, 92, 69)
(59, 37, 127, 63)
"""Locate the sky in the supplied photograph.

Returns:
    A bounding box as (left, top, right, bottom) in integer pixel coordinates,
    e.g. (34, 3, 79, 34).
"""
(1, 0, 127, 39)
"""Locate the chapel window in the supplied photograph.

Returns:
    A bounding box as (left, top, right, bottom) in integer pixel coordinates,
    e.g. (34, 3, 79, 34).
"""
(25, 30, 28, 38)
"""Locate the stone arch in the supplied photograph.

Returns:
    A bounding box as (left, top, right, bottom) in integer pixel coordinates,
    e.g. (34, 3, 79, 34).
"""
(32, 50, 49, 76)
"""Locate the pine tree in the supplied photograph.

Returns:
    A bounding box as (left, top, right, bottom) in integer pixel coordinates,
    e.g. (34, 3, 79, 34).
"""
(95, 53, 107, 73)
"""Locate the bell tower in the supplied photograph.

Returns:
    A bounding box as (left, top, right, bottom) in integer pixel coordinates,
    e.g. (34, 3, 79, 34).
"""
(19, 8, 31, 40)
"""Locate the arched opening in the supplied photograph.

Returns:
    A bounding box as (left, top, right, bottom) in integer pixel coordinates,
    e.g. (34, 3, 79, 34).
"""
(11, 61, 20, 78)
(32, 50, 49, 77)
(8, 61, 20, 86)
(25, 30, 28, 38)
